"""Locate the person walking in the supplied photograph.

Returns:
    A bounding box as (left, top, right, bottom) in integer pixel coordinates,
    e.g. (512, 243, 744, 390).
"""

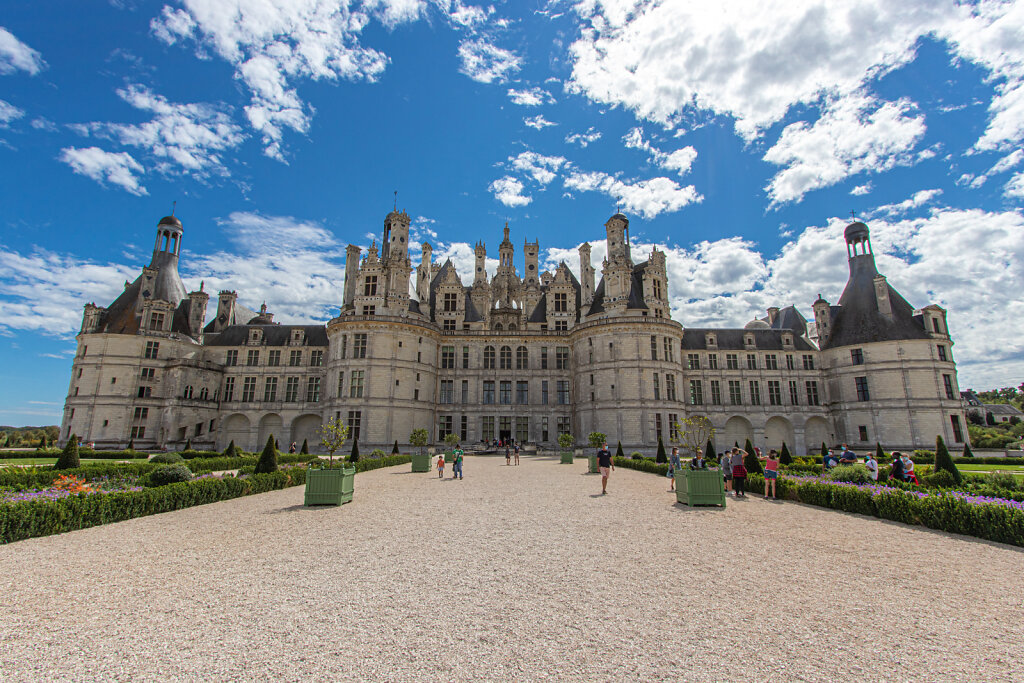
(731, 447, 748, 498)
(437, 452, 445, 479)
(597, 441, 614, 494)
(762, 448, 780, 499)
(720, 452, 732, 493)
(452, 446, 464, 480)
(865, 451, 878, 481)
(514, 442, 520, 465)
(668, 446, 682, 491)
(505, 443, 512, 466)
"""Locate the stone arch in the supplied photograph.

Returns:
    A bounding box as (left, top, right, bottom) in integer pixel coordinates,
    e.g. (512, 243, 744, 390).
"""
(721, 416, 753, 450)
(258, 413, 283, 448)
(764, 416, 794, 452)
(222, 413, 251, 451)
(291, 413, 322, 451)
(804, 416, 831, 455)
(494, 323, 503, 330)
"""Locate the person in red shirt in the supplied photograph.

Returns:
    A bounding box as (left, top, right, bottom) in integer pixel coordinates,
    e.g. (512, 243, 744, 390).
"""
(761, 448, 781, 500)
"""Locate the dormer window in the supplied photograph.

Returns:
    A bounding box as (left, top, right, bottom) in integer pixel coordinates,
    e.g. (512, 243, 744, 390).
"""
(705, 333, 717, 348)
(291, 329, 305, 345)
(149, 312, 165, 330)
(744, 335, 755, 347)
(782, 333, 793, 348)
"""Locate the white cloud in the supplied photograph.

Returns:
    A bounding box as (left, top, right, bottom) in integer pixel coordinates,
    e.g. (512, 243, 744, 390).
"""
(0, 99, 24, 127)
(563, 170, 702, 219)
(565, 127, 601, 147)
(58, 147, 148, 196)
(956, 173, 987, 189)
(763, 94, 925, 204)
(488, 176, 531, 206)
(622, 127, 697, 176)
(0, 27, 45, 75)
(524, 114, 556, 129)
(457, 37, 520, 83)
(509, 151, 566, 185)
(869, 188, 942, 217)
(989, 149, 1024, 175)
(507, 87, 554, 106)
(1005, 171, 1024, 199)
(850, 182, 873, 196)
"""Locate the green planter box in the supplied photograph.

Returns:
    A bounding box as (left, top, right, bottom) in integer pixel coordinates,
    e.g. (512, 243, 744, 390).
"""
(304, 466, 355, 506)
(675, 469, 726, 507)
(411, 453, 431, 472)
(587, 454, 599, 474)
(560, 451, 573, 464)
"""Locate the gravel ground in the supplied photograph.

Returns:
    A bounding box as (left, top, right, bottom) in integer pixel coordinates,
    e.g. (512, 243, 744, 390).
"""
(2, 455, 1023, 682)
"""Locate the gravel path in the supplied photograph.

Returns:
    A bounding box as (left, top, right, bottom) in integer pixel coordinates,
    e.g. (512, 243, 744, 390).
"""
(2, 455, 1023, 682)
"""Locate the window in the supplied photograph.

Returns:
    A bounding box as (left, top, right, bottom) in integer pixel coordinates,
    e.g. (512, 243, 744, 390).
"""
(195, 423, 203, 437)
(789, 380, 799, 405)
(554, 320, 568, 331)
(726, 353, 738, 370)
(137, 386, 152, 398)
(653, 279, 662, 298)
(340, 335, 347, 359)
(708, 353, 718, 370)
(932, 317, 941, 333)
(438, 415, 453, 440)
(666, 374, 677, 401)
(655, 413, 663, 440)
(463, 346, 470, 369)
(540, 347, 548, 369)
(516, 417, 529, 444)
(557, 380, 570, 405)
(728, 380, 742, 405)
(500, 346, 512, 369)
(516, 346, 528, 370)
(482, 416, 495, 442)
(483, 381, 495, 404)
(858, 426, 869, 441)
(417, 352, 421, 363)
(690, 380, 703, 405)
(687, 353, 700, 370)
(951, 415, 964, 443)
(289, 350, 302, 366)
(441, 346, 455, 369)
(765, 354, 778, 370)
(653, 374, 661, 400)
(223, 377, 235, 402)
(461, 380, 469, 403)
(353, 333, 368, 359)
(749, 380, 761, 405)
(937, 345, 948, 362)
(247, 349, 259, 366)
(556, 347, 570, 370)
(806, 381, 820, 406)
(347, 411, 361, 442)
(241, 377, 256, 402)
(554, 292, 567, 312)
(268, 350, 281, 366)
(140, 367, 155, 380)
(557, 416, 571, 436)
(851, 348, 864, 365)
(500, 381, 512, 404)
(130, 426, 146, 439)
(786, 354, 794, 370)
(440, 380, 454, 404)
(541, 417, 549, 442)
(768, 380, 782, 406)
(500, 417, 512, 440)
(443, 319, 456, 331)
(350, 371, 364, 398)
(663, 338, 674, 362)
(710, 380, 722, 405)
(484, 346, 495, 369)
(306, 377, 321, 402)
(310, 350, 323, 367)
(943, 374, 955, 400)
(150, 312, 165, 330)
(264, 377, 278, 402)
(144, 341, 160, 359)
(336, 371, 344, 397)
(855, 376, 870, 401)
(802, 354, 815, 370)
(209, 419, 216, 432)
(668, 414, 679, 441)
(541, 380, 549, 404)
(443, 292, 457, 311)
(746, 353, 757, 370)
(650, 336, 658, 360)
(132, 407, 148, 420)
(225, 349, 238, 366)
(363, 275, 378, 296)
(460, 415, 468, 441)
(199, 387, 208, 400)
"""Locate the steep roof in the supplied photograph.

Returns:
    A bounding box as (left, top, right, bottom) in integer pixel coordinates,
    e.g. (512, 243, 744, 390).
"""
(681, 328, 817, 351)
(587, 261, 648, 316)
(96, 263, 190, 335)
(204, 324, 329, 346)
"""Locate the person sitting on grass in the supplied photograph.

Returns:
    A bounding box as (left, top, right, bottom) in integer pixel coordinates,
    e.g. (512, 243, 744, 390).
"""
(761, 448, 780, 500)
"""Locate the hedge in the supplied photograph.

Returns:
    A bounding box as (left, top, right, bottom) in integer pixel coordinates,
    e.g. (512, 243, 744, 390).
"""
(0, 449, 149, 460)
(613, 456, 669, 476)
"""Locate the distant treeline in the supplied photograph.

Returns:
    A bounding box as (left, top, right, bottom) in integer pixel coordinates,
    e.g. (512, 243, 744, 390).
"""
(0, 425, 60, 448)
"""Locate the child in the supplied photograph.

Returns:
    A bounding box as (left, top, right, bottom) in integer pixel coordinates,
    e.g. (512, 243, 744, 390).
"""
(762, 449, 780, 499)
(437, 453, 445, 479)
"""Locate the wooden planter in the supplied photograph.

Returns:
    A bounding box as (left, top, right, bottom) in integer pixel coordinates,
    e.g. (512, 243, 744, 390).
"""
(411, 453, 431, 472)
(560, 451, 574, 464)
(304, 466, 355, 506)
(675, 469, 726, 507)
(587, 454, 599, 474)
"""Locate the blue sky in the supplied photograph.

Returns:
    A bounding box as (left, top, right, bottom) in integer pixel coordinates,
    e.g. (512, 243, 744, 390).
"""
(2, 1, 1023, 425)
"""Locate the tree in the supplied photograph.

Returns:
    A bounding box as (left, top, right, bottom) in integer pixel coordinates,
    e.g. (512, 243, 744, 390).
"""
(444, 433, 460, 452)
(38, 435, 48, 449)
(615, 441, 624, 458)
(655, 436, 667, 463)
(300, 438, 309, 454)
(677, 415, 715, 459)
(876, 442, 885, 462)
(55, 434, 81, 470)
(127, 438, 135, 452)
(779, 442, 793, 465)
(184, 438, 192, 452)
(821, 442, 828, 459)
(350, 438, 360, 463)
(558, 433, 575, 452)
(934, 435, 962, 484)
(1011, 416, 1022, 426)
(222, 440, 238, 457)
(986, 411, 997, 426)
(744, 438, 762, 474)
(706, 438, 716, 461)
(587, 432, 606, 449)
(0, 431, 7, 449)
(316, 416, 349, 466)
(962, 440, 975, 458)
(967, 410, 984, 426)
(392, 440, 400, 455)
(254, 434, 279, 474)
(409, 428, 429, 456)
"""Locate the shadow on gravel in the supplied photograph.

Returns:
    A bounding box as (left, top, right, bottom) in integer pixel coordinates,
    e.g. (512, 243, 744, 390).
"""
(670, 503, 726, 513)
(270, 504, 337, 514)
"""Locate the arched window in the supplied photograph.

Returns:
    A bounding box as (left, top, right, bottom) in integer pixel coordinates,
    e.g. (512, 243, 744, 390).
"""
(516, 346, 528, 369)
(494, 323, 503, 330)
(484, 346, 495, 369)
(199, 387, 209, 400)
(500, 346, 512, 369)
(183, 385, 193, 399)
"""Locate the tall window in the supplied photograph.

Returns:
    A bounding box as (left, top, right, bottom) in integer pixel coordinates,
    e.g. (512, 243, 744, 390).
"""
(556, 347, 570, 370)
(440, 380, 454, 404)
(666, 374, 677, 401)
(726, 353, 738, 370)
(768, 380, 781, 405)
(710, 380, 722, 405)
(363, 275, 377, 296)
(653, 279, 662, 298)
(145, 341, 160, 359)
(149, 312, 165, 330)
(689, 379, 703, 405)
(482, 416, 495, 442)
(516, 381, 529, 404)
(786, 354, 794, 370)
(789, 380, 799, 405)
(554, 292, 567, 312)
(500, 417, 512, 439)
(443, 292, 457, 311)
(353, 333, 368, 359)
(650, 336, 658, 360)
(540, 347, 548, 369)
(728, 380, 742, 405)
(441, 346, 455, 369)
(668, 414, 679, 441)
(350, 371, 364, 398)
(285, 377, 300, 402)
(765, 354, 778, 370)
(225, 350, 238, 366)
(541, 380, 549, 404)
(555, 320, 568, 331)
(653, 374, 661, 400)
(500, 346, 512, 369)
(556, 416, 571, 436)
(460, 415, 468, 441)
(242, 377, 256, 402)
(483, 381, 495, 404)
(339, 335, 347, 359)
(337, 371, 344, 397)
(289, 350, 302, 366)
(515, 417, 529, 443)
(306, 377, 321, 402)
(663, 338, 674, 362)
(247, 349, 259, 366)
(438, 415, 453, 440)
(951, 415, 964, 443)
(541, 417, 549, 442)
(937, 345, 948, 361)
(461, 380, 469, 403)
(855, 376, 870, 401)
(309, 350, 323, 367)
(749, 380, 761, 405)
(223, 377, 235, 402)
(137, 386, 152, 398)
(264, 377, 278, 402)
(655, 414, 663, 440)
(943, 374, 955, 400)
(806, 381, 820, 406)
(463, 346, 470, 369)
(707, 353, 718, 370)
(850, 348, 864, 365)
(687, 353, 700, 370)
(746, 353, 757, 370)
(500, 381, 512, 404)
(557, 380, 570, 405)
(516, 346, 528, 369)
(268, 350, 281, 366)
(347, 411, 361, 441)
(802, 354, 815, 370)
(484, 346, 495, 369)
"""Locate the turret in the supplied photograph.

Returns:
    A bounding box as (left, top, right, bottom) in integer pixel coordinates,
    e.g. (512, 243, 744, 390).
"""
(524, 239, 539, 288)
(812, 294, 831, 346)
(343, 245, 361, 309)
(151, 214, 183, 269)
(474, 241, 488, 285)
(187, 283, 209, 339)
(579, 242, 594, 308)
(601, 213, 634, 312)
(605, 213, 631, 265)
(382, 209, 410, 262)
(498, 223, 515, 273)
(81, 303, 102, 334)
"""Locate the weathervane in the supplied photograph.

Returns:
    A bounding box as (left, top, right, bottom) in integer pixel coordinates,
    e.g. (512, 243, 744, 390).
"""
(394, 190, 397, 211)
(850, 209, 857, 220)
(171, 200, 176, 216)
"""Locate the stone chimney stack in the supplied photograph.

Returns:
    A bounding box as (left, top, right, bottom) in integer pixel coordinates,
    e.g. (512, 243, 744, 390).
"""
(873, 275, 893, 320)
(343, 245, 361, 309)
(812, 295, 831, 346)
(187, 285, 209, 339)
(579, 242, 594, 308)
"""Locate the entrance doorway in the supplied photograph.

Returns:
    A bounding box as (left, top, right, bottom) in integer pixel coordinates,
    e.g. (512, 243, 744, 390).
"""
(499, 430, 511, 445)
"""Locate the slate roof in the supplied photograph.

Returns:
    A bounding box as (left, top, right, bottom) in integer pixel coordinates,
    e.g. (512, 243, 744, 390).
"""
(763, 305, 809, 338)
(587, 262, 647, 316)
(96, 261, 190, 335)
(204, 324, 329, 346)
(681, 328, 816, 351)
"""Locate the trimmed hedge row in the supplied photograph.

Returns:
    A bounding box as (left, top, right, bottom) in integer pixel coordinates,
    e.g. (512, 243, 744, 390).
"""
(0, 470, 307, 545)
(613, 456, 670, 476)
(307, 454, 413, 473)
(0, 449, 148, 460)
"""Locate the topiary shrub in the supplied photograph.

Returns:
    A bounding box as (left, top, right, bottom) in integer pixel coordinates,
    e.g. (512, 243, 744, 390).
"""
(126, 438, 135, 451)
(744, 439, 763, 474)
(144, 464, 193, 486)
(779, 442, 793, 466)
(826, 464, 872, 484)
(933, 435, 962, 484)
(655, 437, 667, 463)
(962, 441, 975, 458)
(615, 441, 624, 458)
(370, 448, 387, 459)
(350, 438, 360, 463)
(54, 435, 81, 470)
(876, 442, 886, 462)
(631, 451, 644, 460)
(392, 440, 400, 455)
(151, 452, 185, 464)
(254, 434, 279, 474)
(300, 438, 309, 455)
(706, 438, 715, 461)
(922, 469, 957, 489)
(222, 440, 239, 458)
(184, 438, 192, 451)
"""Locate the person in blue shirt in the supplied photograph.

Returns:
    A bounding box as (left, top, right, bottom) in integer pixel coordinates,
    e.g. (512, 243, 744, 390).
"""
(668, 447, 682, 491)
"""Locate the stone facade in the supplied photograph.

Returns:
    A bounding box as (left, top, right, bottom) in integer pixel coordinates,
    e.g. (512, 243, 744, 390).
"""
(60, 211, 968, 454)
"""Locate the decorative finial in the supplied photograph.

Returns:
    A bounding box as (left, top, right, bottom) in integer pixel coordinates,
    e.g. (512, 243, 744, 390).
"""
(850, 210, 857, 220)
(394, 190, 398, 211)
(200, 280, 204, 292)
(171, 200, 176, 216)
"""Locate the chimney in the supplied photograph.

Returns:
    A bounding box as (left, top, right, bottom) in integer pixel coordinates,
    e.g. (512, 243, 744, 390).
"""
(767, 307, 780, 325)
(812, 295, 831, 345)
(187, 288, 209, 339)
(343, 245, 361, 309)
(215, 291, 237, 332)
(873, 275, 893, 320)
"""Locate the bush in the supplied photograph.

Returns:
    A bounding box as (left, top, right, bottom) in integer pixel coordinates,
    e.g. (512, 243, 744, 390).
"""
(744, 439, 762, 475)
(54, 436, 81, 470)
(370, 449, 387, 458)
(921, 469, 958, 489)
(655, 437, 667, 464)
(631, 452, 643, 460)
(151, 452, 185, 464)
(934, 435, 962, 485)
(392, 440, 400, 455)
(614, 456, 669, 476)
(350, 439, 360, 463)
(826, 464, 873, 484)
(300, 439, 309, 455)
(706, 439, 716, 461)
(779, 442, 793, 466)
(143, 464, 193, 486)
(254, 435, 279, 474)
(615, 441, 624, 458)
(222, 440, 240, 458)
(962, 441, 975, 458)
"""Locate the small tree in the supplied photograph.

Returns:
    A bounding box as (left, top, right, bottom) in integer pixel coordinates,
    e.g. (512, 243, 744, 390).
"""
(986, 411, 997, 426)
(934, 435, 962, 484)
(615, 441, 624, 458)
(444, 433, 460, 453)
(962, 441, 975, 458)
(706, 438, 715, 461)
(254, 434, 279, 473)
(300, 438, 309, 455)
(779, 442, 793, 465)
(820, 442, 828, 459)
(655, 436, 667, 463)
(744, 438, 763, 474)
(677, 415, 715, 458)
(558, 433, 575, 453)
(275, 439, 280, 450)
(54, 434, 81, 470)
(876, 442, 886, 462)
(222, 440, 239, 458)
(39, 435, 48, 449)
(127, 438, 135, 452)
(392, 440, 400, 455)
(350, 438, 360, 463)
(588, 432, 606, 450)
(316, 416, 349, 466)
(409, 428, 429, 456)
(184, 438, 192, 452)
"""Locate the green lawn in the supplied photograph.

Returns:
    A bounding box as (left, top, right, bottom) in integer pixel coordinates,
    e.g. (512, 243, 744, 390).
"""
(0, 458, 137, 466)
(958, 464, 1024, 479)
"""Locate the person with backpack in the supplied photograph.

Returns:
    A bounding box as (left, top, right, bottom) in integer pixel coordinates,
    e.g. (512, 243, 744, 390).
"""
(731, 447, 748, 498)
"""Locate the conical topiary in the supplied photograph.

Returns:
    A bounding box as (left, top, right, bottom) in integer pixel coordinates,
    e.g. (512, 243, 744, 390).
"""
(876, 442, 885, 462)
(655, 436, 667, 463)
(55, 434, 81, 470)
(350, 438, 360, 463)
(744, 438, 763, 474)
(222, 440, 238, 457)
(821, 442, 828, 460)
(254, 434, 279, 474)
(962, 441, 975, 458)
(275, 439, 280, 450)
(615, 441, 624, 459)
(127, 438, 135, 452)
(300, 438, 309, 455)
(184, 438, 192, 452)
(779, 442, 793, 465)
(706, 438, 715, 461)
(934, 435, 962, 484)
(392, 440, 400, 455)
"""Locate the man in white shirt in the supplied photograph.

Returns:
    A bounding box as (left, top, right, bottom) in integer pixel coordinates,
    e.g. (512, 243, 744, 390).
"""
(864, 452, 878, 481)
